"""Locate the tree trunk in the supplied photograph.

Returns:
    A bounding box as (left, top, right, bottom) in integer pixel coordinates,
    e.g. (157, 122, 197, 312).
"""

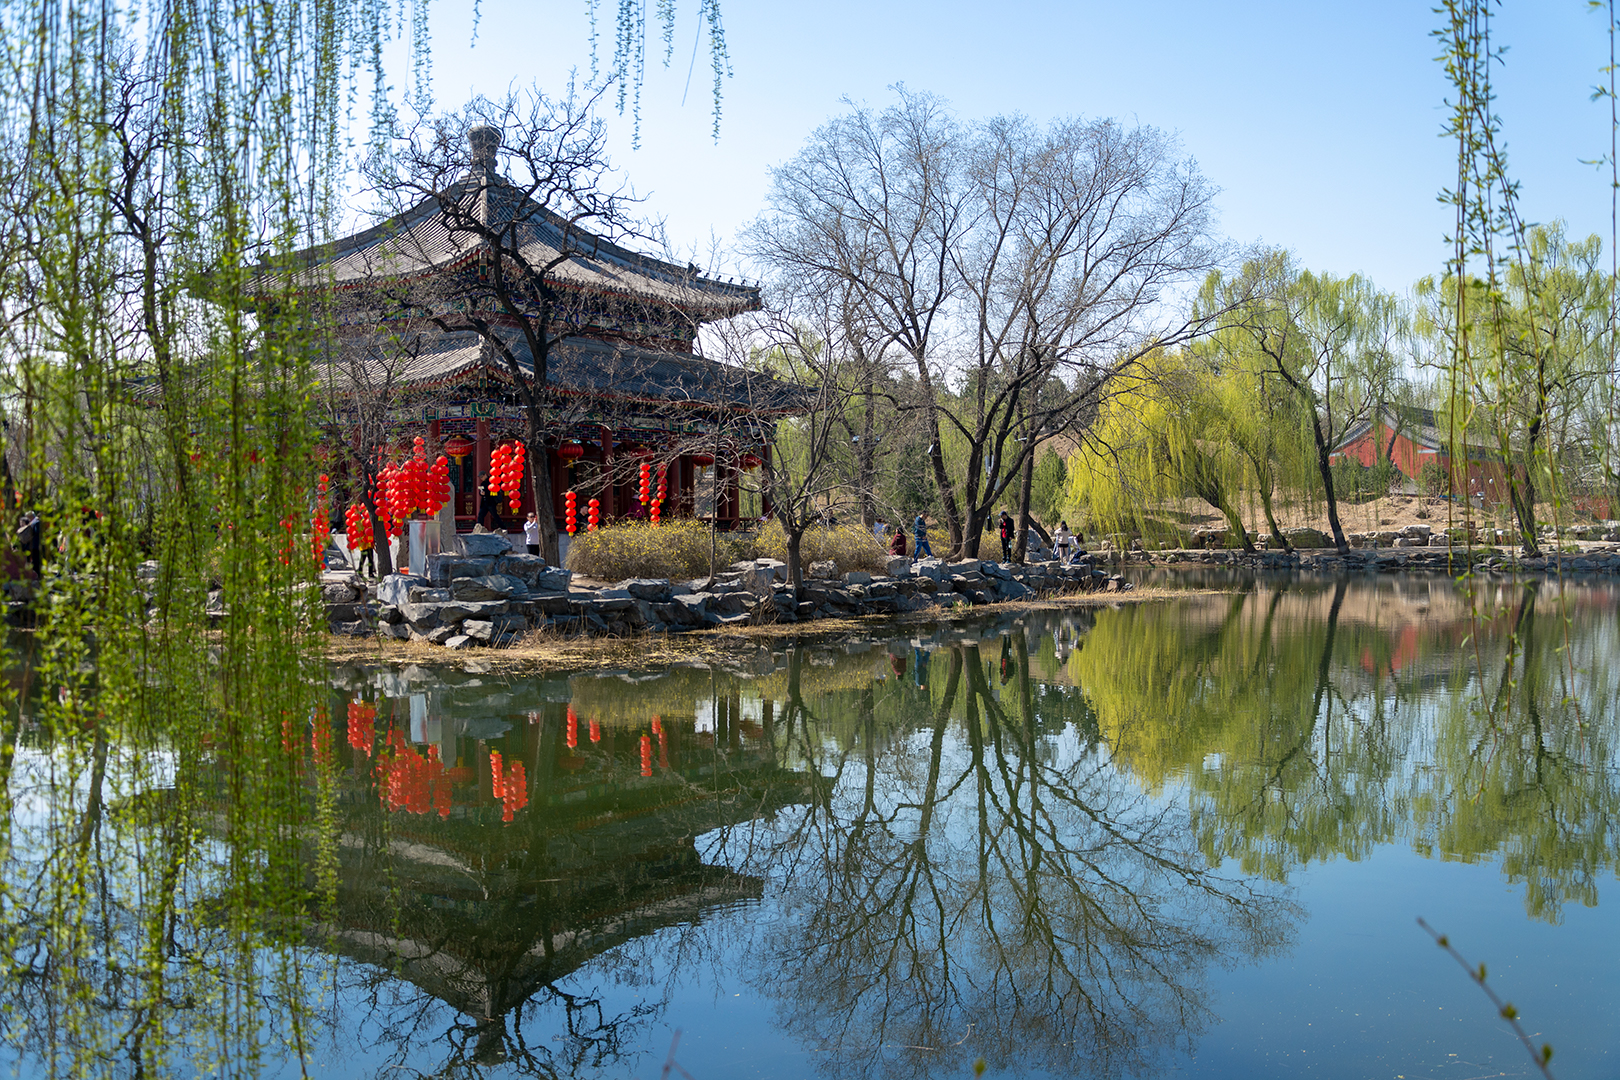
(1307, 415, 1351, 555)
(961, 505, 987, 560)
(1012, 446, 1035, 563)
(1507, 415, 1544, 558)
(924, 404, 963, 557)
(786, 525, 804, 597)
(524, 421, 560, 565)
(858, 374, 876, 528)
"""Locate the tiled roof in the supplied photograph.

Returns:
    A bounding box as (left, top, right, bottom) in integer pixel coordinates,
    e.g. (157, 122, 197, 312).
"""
(318, 329, 804, 413)
(266, 177, 759, 319)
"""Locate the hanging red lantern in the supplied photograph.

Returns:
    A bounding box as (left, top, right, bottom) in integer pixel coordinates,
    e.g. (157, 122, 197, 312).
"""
(443, 434, 474, 458)
(587, 497, 600, 531)
(564, 490, 578, 534)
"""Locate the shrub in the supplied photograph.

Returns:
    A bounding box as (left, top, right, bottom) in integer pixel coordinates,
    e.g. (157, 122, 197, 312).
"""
(752, 520, 890, 574)
(1420, 461, 1449, 499)
(564, 520, 751, 581)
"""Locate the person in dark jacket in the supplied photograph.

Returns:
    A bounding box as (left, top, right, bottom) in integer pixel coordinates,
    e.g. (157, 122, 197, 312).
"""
(912, 514, 932, 560)
(889, 525, 907, 558)
(998, 511, 1014, 563)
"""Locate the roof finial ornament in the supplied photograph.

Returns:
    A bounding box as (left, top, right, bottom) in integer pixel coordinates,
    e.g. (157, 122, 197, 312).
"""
(468, 124, 501, 177)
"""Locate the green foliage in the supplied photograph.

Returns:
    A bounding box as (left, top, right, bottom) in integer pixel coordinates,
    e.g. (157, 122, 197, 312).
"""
(1331, 457, 1399, 504)
(1030, 451, 1067, 524)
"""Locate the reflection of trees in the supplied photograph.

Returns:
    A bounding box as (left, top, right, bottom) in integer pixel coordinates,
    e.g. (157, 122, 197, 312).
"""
(1417, 583, 1620, 921)
(1070, 576, 1620, 921)
(753, 639, 1298, 1080)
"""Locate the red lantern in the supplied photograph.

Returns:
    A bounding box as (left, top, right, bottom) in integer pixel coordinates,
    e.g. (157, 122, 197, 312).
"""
(587, 497, 600, 531)
(558, 442, 584, 465)
(564, 490, 578, 535)
(443, 434, 474, 458)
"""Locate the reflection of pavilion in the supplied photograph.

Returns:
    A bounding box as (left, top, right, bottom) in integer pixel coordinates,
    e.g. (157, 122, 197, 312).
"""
(315, 678, 810, 1056)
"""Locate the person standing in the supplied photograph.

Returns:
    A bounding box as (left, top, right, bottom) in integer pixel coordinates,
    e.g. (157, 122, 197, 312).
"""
(524, 511, 541, 556)
(1054, 520, 1073, 565)
(998, 510, 1014, 563)
(17, 511, 41, 578)
(912, 514, 932, 560)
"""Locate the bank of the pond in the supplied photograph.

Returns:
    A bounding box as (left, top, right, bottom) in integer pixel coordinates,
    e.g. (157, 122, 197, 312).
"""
(318, 531, 1134, 655)
(1099, 538, 1620, 576)
(326, 584, 1196, 672)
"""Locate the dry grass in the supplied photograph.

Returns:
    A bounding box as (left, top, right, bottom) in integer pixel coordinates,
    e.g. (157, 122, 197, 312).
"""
(563, 519, 891, 582)
(563, 520, 752, 581)
(753, 520, 890, 574)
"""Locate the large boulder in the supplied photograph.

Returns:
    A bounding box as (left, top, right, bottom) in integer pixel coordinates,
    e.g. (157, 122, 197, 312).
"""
(375, 573, 430, 607)
(493, 553, 548, 585)
(451, 574, 529, 602)
(533, 567, 571, 593)
(453, 532, 514, 557)
(885, 556, 913, 578)
(619, 578, 675, 602)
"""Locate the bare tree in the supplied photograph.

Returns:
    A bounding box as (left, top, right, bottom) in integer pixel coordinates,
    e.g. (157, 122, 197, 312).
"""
(362, 84, 755, 562)
(745, 88, 974, 554)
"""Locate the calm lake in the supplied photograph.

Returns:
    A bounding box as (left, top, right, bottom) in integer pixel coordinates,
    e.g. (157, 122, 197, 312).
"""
(6, 572, 1618, 1079)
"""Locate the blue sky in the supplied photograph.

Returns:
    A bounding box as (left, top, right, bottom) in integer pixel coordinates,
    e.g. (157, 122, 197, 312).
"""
(391, 1, 1617, 293)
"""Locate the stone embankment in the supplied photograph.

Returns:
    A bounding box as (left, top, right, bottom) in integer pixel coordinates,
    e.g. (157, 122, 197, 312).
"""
(1116, 521, 1620, 575)
(322, 533, 1127, 649)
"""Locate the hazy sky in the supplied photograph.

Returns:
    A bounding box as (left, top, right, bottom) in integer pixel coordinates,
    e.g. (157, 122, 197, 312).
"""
(388, 1, 1617, 293)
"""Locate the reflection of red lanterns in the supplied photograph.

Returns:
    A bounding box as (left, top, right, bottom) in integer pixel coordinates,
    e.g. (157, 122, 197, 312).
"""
(347, 700, 376, 756)
(587, 498, 600, 531)
(566, 705, 578, 748)
(653, 715, 668, 769)
(589, 719, 601, 743)
(640, 733, 653, 778)
(564, 490, 578, 534)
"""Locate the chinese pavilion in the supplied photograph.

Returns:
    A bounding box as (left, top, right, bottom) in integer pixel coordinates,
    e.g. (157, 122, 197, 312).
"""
(272, 126, 786, 533)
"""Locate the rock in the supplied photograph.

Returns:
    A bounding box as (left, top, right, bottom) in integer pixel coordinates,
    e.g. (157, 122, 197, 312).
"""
(437, 599, 509, 622)
(453, 532, 513, 557)
(738, 564, 776, 597)
(377, 604, 404, 624)
(589, 590, 637, 613)
(885, 556, 913, 578)
(619, 578, 674, 602)
(326, 602, 365, 623)
(426, 625, 457, 645)
(492, 553, 548, 584)
(427, 555, 498, 584)
(462, 619, 494, 642)
(1401, 523, 1433, 538)
(321, 582, 358, 604)
(408, 587, 451, 603)
(382, 622, 411, 640)
(375, 573, 430, 607)
(136, 560, 161, 581)
(443, 634, 475, 650)
(945, 560, 980, 577)
(533, 567, 571, 593)
(329, 620, 371, 636)
(809, 559, 837, 580)
(913, 558, 945, 581)
(399, 602, 443, 629)
(451, 574, 529, 602)
(843, 570, 872, 586)
(322, 546, 350, 570)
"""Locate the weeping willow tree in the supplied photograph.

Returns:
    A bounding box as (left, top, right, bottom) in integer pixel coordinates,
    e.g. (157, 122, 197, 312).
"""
(0, 2, 423, 1075)
(1065, 349, 1260, 551)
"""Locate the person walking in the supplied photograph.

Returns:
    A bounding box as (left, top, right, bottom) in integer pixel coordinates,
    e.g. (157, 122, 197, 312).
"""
(1054, 520, 1073, 565)
(524, 511, 541, 556)
(912, 514, 932, 560)
(352, 526, 376, 578)
(998, 510, 1014, 563)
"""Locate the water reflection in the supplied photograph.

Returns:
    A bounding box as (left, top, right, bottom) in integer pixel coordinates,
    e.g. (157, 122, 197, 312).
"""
(3, 573, 1618, 1077)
